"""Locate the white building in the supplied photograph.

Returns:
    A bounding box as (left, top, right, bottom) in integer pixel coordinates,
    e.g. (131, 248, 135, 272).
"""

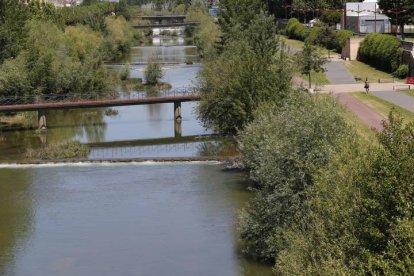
(343, 0, 391, 33)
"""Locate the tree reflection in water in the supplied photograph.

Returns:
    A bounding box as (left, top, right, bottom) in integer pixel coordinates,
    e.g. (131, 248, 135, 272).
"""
(0, 169, 33, 275)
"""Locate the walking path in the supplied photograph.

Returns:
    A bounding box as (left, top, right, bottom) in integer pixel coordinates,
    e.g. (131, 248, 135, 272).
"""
(335, 93, 385, 131)
(323, 61, 357, 85)
(372, 91, 414, 113)
(320, 82, 404, 93)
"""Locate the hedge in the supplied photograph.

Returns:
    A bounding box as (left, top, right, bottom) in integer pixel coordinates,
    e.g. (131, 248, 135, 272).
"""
(285, 19, 352, 53)
(335, 30, 353, 52)
(358, 34, 403, 73)
(286, 18, 307, 41)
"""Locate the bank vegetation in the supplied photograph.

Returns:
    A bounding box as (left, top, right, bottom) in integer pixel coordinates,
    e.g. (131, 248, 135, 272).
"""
(198, 0, 414, 274)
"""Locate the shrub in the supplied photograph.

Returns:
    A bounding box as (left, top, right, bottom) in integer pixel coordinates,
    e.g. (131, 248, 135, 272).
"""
(286, 18, 307, 41)
(120, 63, 130, 81)
(335, 29, 353, 52)
(104, 16, 133, 60)
(144, 58, 163, 85)
(358, 33, 403, 72)
(26, 141, 90, 160)
(392, 64, 409, 79)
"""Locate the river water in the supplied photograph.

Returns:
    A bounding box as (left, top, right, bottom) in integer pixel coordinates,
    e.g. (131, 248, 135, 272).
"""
(0, 164, 272, 276)
(0, 34, 272, 275)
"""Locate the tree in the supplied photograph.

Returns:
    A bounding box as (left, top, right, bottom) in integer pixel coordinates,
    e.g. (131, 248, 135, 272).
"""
(239, 93, 350, 261)
(379, 0, 414, 39)
(297, 38, 327, 88)
(145, 57, 163, 85)
(198, 40, 292, 134)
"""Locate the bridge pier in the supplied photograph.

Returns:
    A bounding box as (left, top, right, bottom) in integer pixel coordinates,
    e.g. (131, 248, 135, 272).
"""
(174, 121, 182, 138)
(38, 110, 47, 130)
(174, 102, 182, 122)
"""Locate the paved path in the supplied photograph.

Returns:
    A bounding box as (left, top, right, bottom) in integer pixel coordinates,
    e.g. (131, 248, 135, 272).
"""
(323, 61, 357, 85)
(336, 93, 385, 131)
(320, 82, 406, 93)
(372, 91, 414, 113)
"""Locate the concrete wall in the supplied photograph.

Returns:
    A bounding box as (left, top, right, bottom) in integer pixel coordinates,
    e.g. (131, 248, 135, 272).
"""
(402, 50, 414, 77)
(342, 37, 364, 61)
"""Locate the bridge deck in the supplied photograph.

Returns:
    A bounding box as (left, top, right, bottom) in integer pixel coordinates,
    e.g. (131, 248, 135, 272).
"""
(137, 15, 186, 20)
(0, 95, 200, 113)
(133, 22, 200, 29)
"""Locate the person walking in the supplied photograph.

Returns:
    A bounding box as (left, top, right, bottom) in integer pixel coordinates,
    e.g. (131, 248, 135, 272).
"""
(364, 79, 370, 94)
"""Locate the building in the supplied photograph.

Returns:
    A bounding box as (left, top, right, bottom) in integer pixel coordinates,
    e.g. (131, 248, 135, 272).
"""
(343, 0, 391, 34)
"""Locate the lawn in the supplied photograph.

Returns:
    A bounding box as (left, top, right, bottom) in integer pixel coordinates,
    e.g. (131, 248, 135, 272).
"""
(352, 92, 414, 122)
(280, 35, 304, 51)
(300, 71, 330, 86)
(341, 107, 378, 144)
(344, 61, 396, 83)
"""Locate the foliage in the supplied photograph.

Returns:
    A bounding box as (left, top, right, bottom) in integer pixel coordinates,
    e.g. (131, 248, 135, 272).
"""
(187, 5, 220, 58)
(26, 141, 90, 160)
(60, 2, 117, 32)
(103, 16, 134, 60)
(297, 38, 327, 87)
(144, 57, 163, 85)
(392, 64, 409, 79)
(335, 29, 353, 52)
(320, 10, 342, 25)
(286, 18, 307, 41)
(217, 0, 267, 49)
(120, 63, 131, 81)
(198, 40, 292, 134)
(0, 20, 109, 99)
(248, 110, 414, 274)
(379, 0, 414, 37)
(239, 93, 350, 261)
(358, 33, 403, 73)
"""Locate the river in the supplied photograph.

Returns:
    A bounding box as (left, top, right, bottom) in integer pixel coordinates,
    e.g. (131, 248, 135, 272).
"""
(0, 33, 272, 275)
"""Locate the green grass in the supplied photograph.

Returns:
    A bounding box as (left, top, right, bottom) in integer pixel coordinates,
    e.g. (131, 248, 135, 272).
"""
(280, 35, 304, 50)
(300, 71, 330, 86)
(344, 61, 396, 83)
(341, 108, 377, 144)
(399, 89, 414, 97)
(352, 92, 414, 122)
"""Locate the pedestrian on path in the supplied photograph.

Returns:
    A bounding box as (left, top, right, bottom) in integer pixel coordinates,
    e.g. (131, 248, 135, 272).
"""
(364, 79, 370, 94)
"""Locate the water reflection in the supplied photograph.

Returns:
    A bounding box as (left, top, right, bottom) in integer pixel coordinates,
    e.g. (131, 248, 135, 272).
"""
(0, 169, 33, 275)
(0, 164, 272, 276)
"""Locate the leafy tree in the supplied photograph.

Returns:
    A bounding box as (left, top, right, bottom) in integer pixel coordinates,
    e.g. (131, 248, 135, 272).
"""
(297, 38, 327, 88)
(198, 40, 292, 134)
(239, 93, 350, 261)
(379, 0, 414, 38)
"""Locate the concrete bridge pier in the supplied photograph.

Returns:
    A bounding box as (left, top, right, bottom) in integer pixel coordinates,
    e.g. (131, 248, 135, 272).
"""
(174, 102, 182, 122)
(38, 110, 47, 130)
(174, 121, 182, 138)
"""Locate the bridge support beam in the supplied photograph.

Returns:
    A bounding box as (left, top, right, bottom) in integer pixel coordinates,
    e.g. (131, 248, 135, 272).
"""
(38, 110, 47, 130)
(174, 102, 182, 122)
(174, 121, 182, 138)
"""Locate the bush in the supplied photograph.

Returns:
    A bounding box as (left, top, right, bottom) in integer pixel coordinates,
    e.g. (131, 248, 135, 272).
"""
(120, 63, 130, 80)
(103, 16, 133, 60)
(393, 64, 409, 79)
(286, 18, 307, 41)
(26, 141, 90, 160)
(335, 29, 353, 52)
(358, 33, 403, 72)
(144, 58, 163, 85)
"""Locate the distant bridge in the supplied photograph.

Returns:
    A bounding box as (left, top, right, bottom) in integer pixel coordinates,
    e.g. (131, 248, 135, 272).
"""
(132, 22, 200, 29)
(0, 90, 200, 129)
(137, 15, 187, 21)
